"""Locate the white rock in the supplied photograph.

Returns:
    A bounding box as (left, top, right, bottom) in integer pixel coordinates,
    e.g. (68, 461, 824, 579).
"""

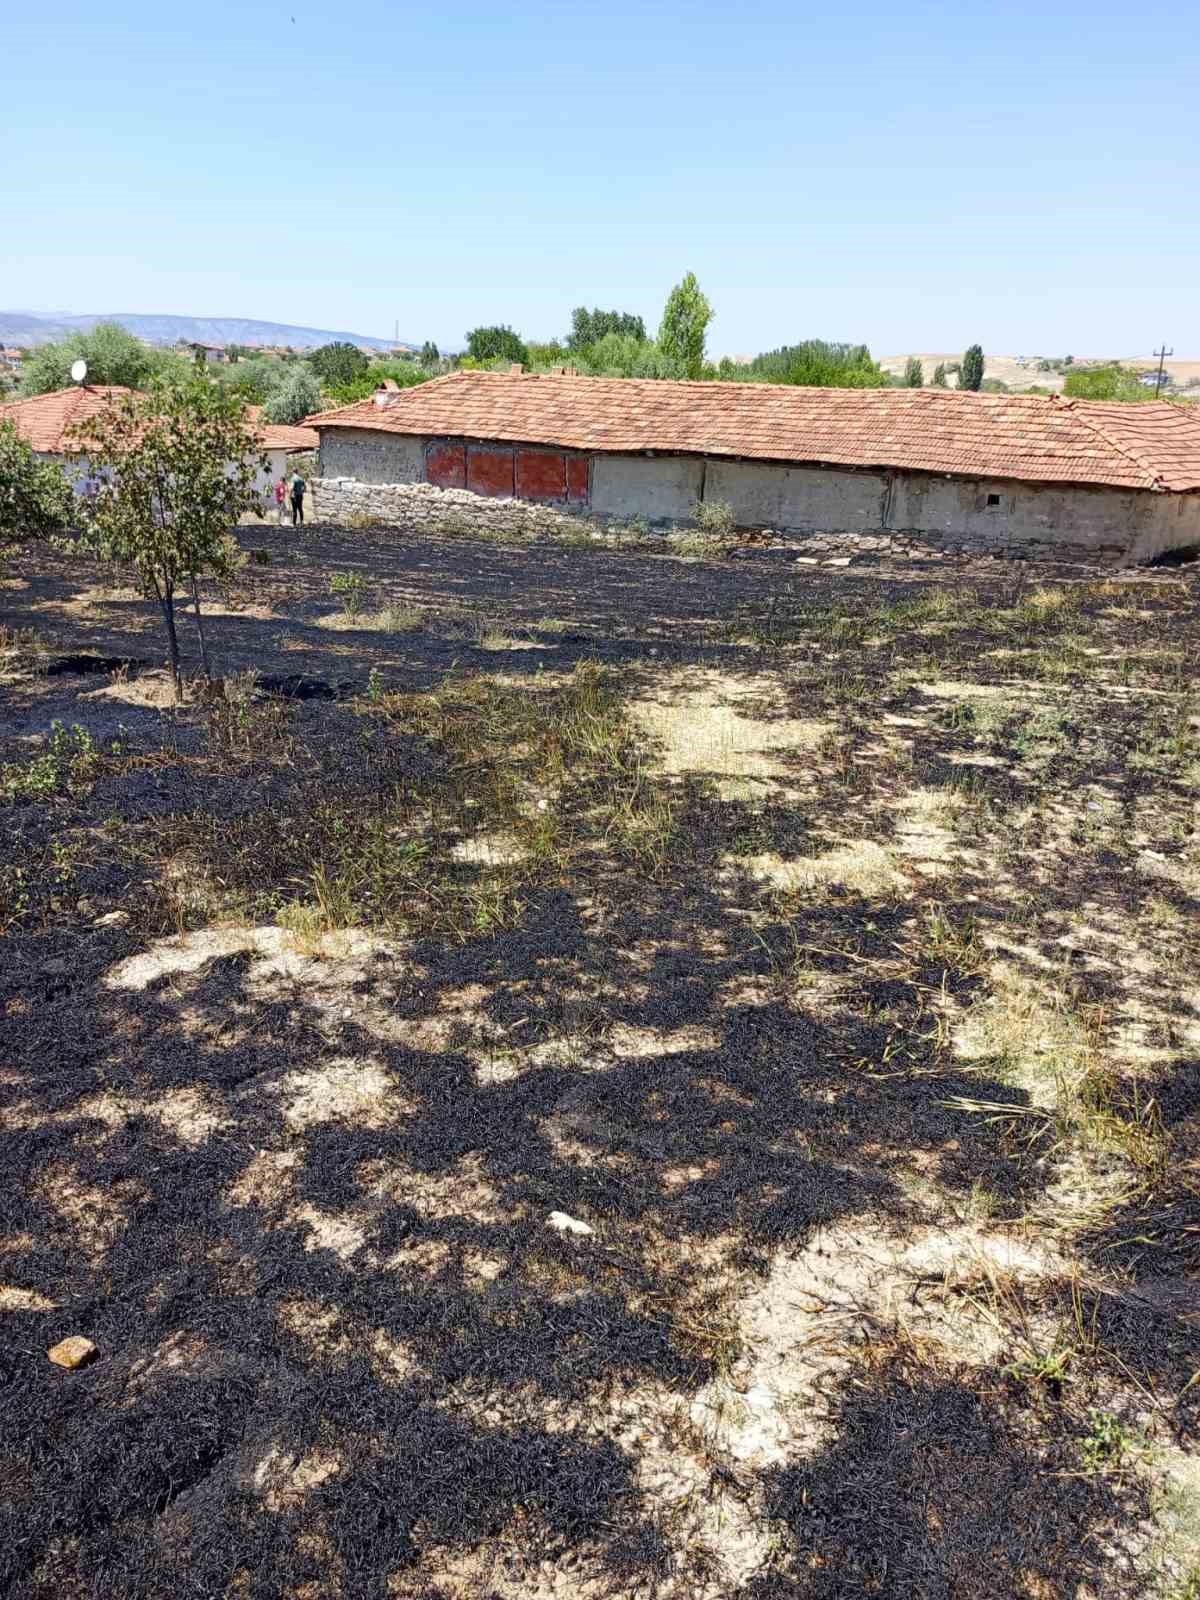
(547, 1211, 593, 1237)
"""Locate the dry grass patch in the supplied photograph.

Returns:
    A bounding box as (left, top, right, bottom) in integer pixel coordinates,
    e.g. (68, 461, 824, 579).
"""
(633, 668, 826, 788)
(735, 839, 908, 898)
(281, 1058, 406, 1131)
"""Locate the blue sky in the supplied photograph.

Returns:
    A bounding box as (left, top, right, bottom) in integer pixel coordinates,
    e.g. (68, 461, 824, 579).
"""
(6, 0, 1198, 356)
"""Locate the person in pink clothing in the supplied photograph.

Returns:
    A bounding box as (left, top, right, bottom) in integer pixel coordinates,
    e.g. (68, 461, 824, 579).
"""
(274, 474, 288, 525)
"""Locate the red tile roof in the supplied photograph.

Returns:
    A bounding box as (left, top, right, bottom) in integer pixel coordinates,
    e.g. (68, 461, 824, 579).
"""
(246, 406, 318, 453)
(307, 371, 1200, 492)
(0, 386, 133, 453)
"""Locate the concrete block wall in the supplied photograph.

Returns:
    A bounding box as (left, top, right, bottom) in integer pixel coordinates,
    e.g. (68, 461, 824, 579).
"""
(707, 459, 888, 531)
(590, 455, 703, 521)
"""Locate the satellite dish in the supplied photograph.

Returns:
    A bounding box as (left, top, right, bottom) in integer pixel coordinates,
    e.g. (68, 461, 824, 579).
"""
(70, 359, 88, 384)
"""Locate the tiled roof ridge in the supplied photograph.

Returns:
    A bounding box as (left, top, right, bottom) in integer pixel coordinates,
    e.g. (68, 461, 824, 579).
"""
(1052, 395, 1164, 490)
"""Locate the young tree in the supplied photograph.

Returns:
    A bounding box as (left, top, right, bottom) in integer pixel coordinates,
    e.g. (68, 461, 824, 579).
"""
(264, 365, 322, 425)
(308, 342, 369, 388)
(66, 378, 265, 698)
(904, 356, 924, 387)
(959, 344, 985, 391)
(931, 362, 948, 388)
(0, 419, 72, 562)
(657, 273, 712, 380)
(419, 340, 440, 366)
(465, 325, 529, 365)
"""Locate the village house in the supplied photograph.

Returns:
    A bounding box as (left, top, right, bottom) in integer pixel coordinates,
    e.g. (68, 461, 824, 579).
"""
(184, 341, 231, 365)
(307, 370, 1200, 562)
(0, 386, 317, 498)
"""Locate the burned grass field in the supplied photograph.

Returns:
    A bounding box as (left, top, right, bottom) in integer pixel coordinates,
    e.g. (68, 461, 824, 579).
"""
(2, 528, 1200, 1597)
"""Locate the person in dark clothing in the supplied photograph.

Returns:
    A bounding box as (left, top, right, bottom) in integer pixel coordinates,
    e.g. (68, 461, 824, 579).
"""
(291, 472, 306, 526)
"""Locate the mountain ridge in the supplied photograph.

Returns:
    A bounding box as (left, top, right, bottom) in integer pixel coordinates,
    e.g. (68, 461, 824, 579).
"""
(0, 311, 414, 351)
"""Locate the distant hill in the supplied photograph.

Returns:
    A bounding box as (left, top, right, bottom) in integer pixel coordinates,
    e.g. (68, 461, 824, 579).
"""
(0, 311, 413, 352)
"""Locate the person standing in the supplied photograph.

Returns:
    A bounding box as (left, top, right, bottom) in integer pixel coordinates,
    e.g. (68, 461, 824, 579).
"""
(274, 473, 288, 526)
(291, 469, 306, 527)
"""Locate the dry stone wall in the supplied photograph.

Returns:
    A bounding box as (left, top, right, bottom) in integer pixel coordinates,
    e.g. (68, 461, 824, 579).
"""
(311, 477, 595, 539)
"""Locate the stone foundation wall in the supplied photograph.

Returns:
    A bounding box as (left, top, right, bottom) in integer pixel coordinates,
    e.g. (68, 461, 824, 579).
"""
(311, 476, 594, 538)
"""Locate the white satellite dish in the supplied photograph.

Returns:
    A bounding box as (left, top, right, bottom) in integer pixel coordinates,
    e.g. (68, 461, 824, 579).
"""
(70, 359, 88, 384)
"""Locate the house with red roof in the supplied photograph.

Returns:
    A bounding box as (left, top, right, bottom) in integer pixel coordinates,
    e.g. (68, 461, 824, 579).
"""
(0, 386, 318, 503)
(306, 370, 1200, 562)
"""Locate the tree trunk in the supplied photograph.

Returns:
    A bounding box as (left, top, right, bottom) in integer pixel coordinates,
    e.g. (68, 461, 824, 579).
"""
(160, 586, 182, 702)
(190, 574, 211, 682)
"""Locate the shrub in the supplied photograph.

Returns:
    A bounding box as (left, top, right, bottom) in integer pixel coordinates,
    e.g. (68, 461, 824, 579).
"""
(692, 499, 736, 538)
(330, 571, 369, 615)
(1063, 365, 1156, 403)
(1, 722, 98, 803)
(0, 420, 72, 557)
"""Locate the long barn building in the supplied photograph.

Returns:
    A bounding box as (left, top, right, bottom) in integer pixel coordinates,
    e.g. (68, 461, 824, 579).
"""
(307, 370, 1200, 562)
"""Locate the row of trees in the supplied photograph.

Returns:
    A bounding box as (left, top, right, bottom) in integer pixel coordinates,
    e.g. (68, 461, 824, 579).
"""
(900, 347, 983, 391)
(463, 272, 714, 382)
(13, 310, 1172, 412)
(460, 283, 998, 399)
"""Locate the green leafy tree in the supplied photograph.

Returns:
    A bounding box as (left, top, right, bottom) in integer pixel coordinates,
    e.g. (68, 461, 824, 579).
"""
(0, 419, 73, 561)
(904, 356, 924, 388)
(20, 321, 186, 396)
(568, 307, 647, 351)
(465, 325, 529, 365)
(324, 360, 431, 407)
(308, 342, 368, 388)
(419, 340, 440, 366)
(1063, 364, 1155, 403)
(217, 356, 287, 406)
(657, 273, 712, 380)
(931, 363, 948, 388)
(959, 344, 985, 391)
(572, 332, 684, 379)
(263, 365, 323, 425)
(524, 340, 569, 369)
(66, 378, 264, 697)
(743, 341, 888, 388)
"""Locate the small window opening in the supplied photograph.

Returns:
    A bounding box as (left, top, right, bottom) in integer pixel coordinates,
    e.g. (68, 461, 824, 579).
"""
(986, 493, 1001, 508)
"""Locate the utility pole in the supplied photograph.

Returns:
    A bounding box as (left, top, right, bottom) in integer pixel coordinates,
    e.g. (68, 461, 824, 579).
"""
(1153, 344, 1173, 397)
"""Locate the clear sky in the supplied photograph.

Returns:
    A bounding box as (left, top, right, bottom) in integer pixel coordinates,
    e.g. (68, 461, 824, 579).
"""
(6, 0, 1198, 357)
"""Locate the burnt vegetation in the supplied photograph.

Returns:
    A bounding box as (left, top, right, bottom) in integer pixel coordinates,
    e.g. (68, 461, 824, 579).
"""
(1, 526, 1199, 1597)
